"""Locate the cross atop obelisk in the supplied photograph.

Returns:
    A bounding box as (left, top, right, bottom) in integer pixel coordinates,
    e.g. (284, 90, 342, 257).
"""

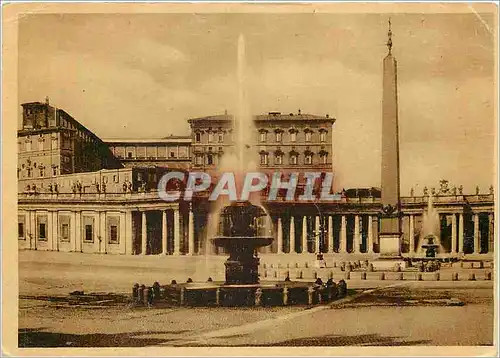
(379, 18, 402, 257)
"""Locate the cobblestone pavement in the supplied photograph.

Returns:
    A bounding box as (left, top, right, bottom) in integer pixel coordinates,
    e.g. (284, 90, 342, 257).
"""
(18, 251, 495, 348)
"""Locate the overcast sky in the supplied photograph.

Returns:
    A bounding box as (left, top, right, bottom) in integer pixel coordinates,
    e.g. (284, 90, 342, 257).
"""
(18, 12, 495, 194)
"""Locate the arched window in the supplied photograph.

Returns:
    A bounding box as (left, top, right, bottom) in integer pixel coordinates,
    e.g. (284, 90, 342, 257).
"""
(304, 129, 313, 142)
(260, 151, 269, 165)
(319, 128, 328, 142)
(289, 150, 299, 165)
(274, 129, 284, 143)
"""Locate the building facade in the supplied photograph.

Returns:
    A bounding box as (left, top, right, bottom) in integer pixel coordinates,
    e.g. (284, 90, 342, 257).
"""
(104, 136, 192, 170)
(188, 111, 334, 174)
(17, 179, 495, 258)
(18, 100, 122, 180)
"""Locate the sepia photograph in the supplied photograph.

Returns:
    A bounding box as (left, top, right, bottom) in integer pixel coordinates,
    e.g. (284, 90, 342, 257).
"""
(2, 2, 497, 356)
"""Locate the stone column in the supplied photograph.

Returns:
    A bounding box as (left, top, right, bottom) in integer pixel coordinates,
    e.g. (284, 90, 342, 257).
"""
(409, 215, 415, 255)
(340, 215, 347, 253)
(71, 211, 77, 252)
(451, 214, 457, 255)
(162, 210, 168, 255)
(458, 213, 464, 254)
(76, 211, 82, 252)
(290, 216, 296, 253)
(173, 209, 181, 255)
(141, 211, 147, 255)
(124, 211, 133, 255)
(301, 216, 308, 254)
(47, 210, 54, 251)
(277, 217, 283, 254)
(353, 215, 360, 253)
(328, 216, 334, 253)
(314, 216, 320, 253)
(187, 208, 195, 256)
(53, 211, 59, 251)
(367, 215, 374, 254)
(100, 211, 106, 254)
(30, 211, 37, 250)
(473, 213, 480, 254)
(95, 211, 101, 253)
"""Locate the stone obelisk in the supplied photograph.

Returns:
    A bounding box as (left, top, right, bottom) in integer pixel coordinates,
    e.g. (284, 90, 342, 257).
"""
(379, 19, 402, 257)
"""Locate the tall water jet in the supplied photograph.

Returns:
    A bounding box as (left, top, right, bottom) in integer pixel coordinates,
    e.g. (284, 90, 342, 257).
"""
(417, 195, 444, 255)
(204, 33, 263, 256)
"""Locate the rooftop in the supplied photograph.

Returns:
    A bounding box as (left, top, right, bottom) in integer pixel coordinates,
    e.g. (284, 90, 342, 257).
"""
(103, 136, 192, 144)
(188, 111, 335, 123)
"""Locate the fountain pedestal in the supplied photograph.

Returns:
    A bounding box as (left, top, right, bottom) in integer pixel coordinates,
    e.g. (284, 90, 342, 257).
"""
(224, 255, 259, 285)
(212, 201, 273, 285)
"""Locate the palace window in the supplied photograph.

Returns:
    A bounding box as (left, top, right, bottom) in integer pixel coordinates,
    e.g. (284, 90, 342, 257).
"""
(275, 154, 283, 165)
(305, 154, 313, 165)
(208, 132, 214, 143)
(39, 223, 47, 240)
(290, 131, 297, 142)
(260, 153, 269, 165)
(195, 132, 201, 143)
(305, 131, 312, 142)
(53, 167, 58, 176)
(218, 132, 224, 143)
(259, 131, 267, 143)
(170, 151, 176, 158)
(207, 154, 214, 165)
(320, 130, 327, 142)
(27, 168, 32, 178)
(18, 222, 24, 239)
(275, 131, 283, 143)
(127, 152, 133, 159)
(320, 153, 328, 164)
(84, 224, 93, 242)
(26, 140, 32, 152)
(290, 154, 298, 165)
(39, 167, 45, 177)
(195, 155, 203, 165)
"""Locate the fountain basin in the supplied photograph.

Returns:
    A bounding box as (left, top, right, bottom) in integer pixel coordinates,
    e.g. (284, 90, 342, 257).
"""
(133, 280, 347, 307)
(212, 236, 273, 251)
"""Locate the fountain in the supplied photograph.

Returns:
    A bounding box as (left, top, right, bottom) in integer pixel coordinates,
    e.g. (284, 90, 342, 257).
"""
(421, 234, 439, 258)
(213, 201, 272, 285)
(417, 195, 444, 257)
(413, 195, 447, 271)
(132, 199, 346, 307)
(131, 34, 347, 307)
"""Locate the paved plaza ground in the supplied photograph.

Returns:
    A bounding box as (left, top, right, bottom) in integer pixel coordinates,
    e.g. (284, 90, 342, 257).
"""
(17, 251, 495, 348)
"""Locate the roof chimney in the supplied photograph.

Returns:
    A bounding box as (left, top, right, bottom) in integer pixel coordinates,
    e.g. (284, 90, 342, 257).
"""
(298, 109, 301, 115)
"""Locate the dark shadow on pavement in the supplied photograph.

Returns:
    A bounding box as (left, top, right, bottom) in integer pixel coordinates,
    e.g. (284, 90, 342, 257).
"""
(18, 328, 191, 347)
(188, 333, 432, 347)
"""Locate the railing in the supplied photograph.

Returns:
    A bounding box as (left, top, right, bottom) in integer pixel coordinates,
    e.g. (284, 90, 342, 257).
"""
(17, 190, 495, 205)
(18, 190, 168, 201)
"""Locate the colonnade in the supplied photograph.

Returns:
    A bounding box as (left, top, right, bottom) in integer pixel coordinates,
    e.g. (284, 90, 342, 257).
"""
(18, 207, 494, 256)
(273, 214, 377, 255)
(406, 212, 494, 255)
(138, 207, 195, 255)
